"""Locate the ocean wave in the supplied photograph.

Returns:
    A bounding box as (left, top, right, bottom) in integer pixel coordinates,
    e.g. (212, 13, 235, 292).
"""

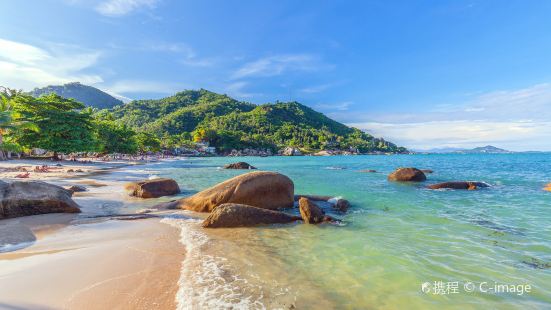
(161, 217, 268, 310)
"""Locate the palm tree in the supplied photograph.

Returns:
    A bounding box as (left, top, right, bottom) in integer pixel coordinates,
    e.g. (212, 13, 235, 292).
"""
(0, 88, 37, 160)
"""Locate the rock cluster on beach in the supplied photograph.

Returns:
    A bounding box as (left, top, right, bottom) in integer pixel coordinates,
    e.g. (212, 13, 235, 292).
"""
(223, 162, 257, 169)
(155, 171, 348, 228)
(125, 178, 181, 198)
(0, 180, 81, 219)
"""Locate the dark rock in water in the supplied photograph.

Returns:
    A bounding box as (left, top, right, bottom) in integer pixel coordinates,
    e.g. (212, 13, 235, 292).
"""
(359, 169, 377, 173)
(66, 185, 87, 193)
(223, 162, 257, 169)
(331, 198, 350, 212)
(388, 168, 427, 182)
(299, 197, 326, 224)
(0, 180, 80, 219)
(427, 181, 490, 190)
(125, 178, 180, 198)
(420, 169, 433, 174)
(202, 203, 300, 228)
(169, 171, 294, 212)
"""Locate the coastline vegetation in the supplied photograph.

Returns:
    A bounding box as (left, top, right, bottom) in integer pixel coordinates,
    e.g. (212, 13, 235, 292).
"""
(0, 86, 406, 159)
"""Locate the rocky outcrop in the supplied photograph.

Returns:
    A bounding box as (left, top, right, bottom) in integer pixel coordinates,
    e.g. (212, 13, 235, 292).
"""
(387, 168, 427, 182)
(167, 171, 294, 212)
(281, 147, 302, 156)
(0, 180, 80, 219)
(223, 162, 257, 169)
(298, 198, 326, 224)
(125, 178, 180, 198)
(202, 203, 300, 228)
(65, 185, 87, 193)
(427, 181, 490, 190)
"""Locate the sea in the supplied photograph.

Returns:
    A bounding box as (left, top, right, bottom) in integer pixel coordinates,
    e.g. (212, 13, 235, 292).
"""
(82, 154, 551, 309)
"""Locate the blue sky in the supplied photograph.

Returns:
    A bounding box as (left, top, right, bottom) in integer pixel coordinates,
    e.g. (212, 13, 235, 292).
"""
(1, 0, 551, 150)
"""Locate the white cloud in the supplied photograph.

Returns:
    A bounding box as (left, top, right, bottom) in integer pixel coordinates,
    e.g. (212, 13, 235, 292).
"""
(145, 42, 214, 67)
(300, 83, 335, 94)
(224, 81, 260, 99)
(95, 0, 159, 16)
(316, 101, 353, 111)
(232, 54, 326, 79)
(0, 38, 102, 91)
(345, 83, 551, 151)
(105, 79, 183, 94)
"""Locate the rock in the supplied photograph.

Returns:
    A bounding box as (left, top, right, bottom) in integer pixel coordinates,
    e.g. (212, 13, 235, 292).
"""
(168, 171, 294, 212)
(421, 169, 433, 174)
(281, 147, 302, 156)
(544, 183, 551, 192)
(125, 178, 180, 198)
(294, 194, 333, 202)
(66, 185, 87, 193)
(202, 203, 300, 228)
(223, 162, 257, 169)
(0, 180, 80, 219)
(427, 181, 490, 190)
(387, 168, 427, 182)
(299, 198, 326, 224)
(313, 150, 332, 156)
(359, 169, 377, 173)
(330, 198, 350, 212)
(67, 169, 74, 172)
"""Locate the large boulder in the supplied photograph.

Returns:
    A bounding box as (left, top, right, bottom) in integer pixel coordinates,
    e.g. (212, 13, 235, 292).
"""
(298, 198, 326, 224)
(0, 180, 80, 219)
(428, 181, 490, 190)
(202, 203, 300, 228)
(387, 168, 427, 182)
(223, 162, 257, 169)
(125, 178, 180, 198)
(168, 171, 294, 212)
(294, 194, 350, 212)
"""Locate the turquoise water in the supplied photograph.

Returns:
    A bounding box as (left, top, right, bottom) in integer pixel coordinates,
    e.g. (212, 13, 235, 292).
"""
(132, 154, 551, 309)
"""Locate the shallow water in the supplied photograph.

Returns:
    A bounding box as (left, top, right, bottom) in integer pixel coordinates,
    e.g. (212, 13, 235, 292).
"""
(124, 154, 551, 309)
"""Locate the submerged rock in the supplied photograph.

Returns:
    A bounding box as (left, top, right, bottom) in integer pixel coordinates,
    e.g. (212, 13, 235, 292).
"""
(0, 180, 80, 219)
(427, 181, 490, 190)
(298, 198, 326, 224)
(359, 169, 377, 173)
(223, 162, 257, 169)
(202, 203, 300, 228)
(125, 178, 180, 198)
(168, 171, 294, 212)
(387, 168, 427, 182)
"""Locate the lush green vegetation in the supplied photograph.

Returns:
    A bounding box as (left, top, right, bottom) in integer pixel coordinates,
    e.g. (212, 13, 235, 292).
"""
(29, 82, 123, 109)
(0, 86, 406, 157)
(113, 89, 406, 153)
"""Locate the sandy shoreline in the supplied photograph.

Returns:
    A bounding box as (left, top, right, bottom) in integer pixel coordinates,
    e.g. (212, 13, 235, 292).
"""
(0, 159, 185, 310)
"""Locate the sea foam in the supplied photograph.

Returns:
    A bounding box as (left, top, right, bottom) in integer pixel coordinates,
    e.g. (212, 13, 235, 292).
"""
(161, 216, 268, 310)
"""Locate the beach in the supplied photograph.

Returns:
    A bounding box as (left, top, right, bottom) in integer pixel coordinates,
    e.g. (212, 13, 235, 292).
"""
(0, 159, 183, 310)
(1, 155, 551, 309)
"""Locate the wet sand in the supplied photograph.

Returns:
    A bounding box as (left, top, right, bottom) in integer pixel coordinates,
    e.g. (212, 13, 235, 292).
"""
(0, 218, 182, 309)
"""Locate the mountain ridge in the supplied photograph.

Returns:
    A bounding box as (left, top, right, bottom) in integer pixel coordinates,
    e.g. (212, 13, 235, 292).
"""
(28, 82, 123, 109)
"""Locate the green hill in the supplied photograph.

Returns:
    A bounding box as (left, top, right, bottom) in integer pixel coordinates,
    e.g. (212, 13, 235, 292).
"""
(29, 82, 123, 109)
(110, 89, 406, 154)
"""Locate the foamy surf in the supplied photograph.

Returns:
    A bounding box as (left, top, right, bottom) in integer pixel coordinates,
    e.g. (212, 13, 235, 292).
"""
(161, 216, 269, 310)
